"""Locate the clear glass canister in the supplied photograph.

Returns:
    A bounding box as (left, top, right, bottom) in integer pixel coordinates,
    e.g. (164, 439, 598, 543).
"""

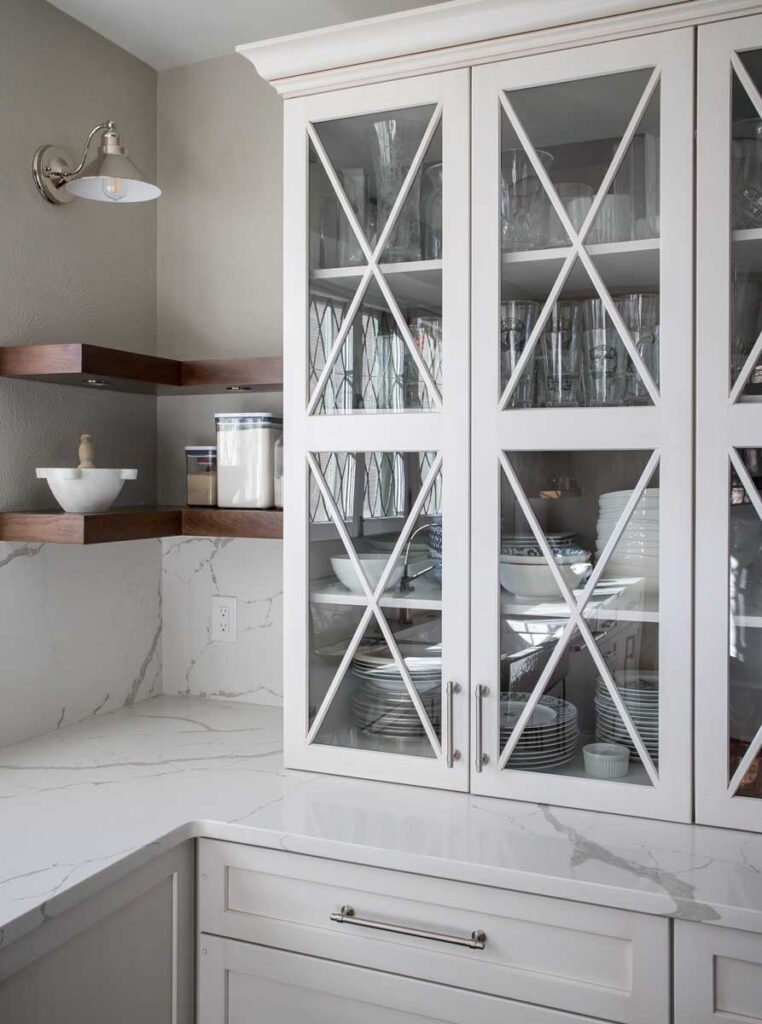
(215, 413, 283, 509)
(185, 446, 217, 507)
(274, 435, 284, 510)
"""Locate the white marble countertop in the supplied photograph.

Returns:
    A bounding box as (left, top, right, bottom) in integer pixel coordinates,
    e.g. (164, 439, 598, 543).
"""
(2, 695, 762, 954)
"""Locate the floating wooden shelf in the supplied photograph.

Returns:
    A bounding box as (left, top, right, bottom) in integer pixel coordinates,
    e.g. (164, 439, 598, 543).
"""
(0, 507, 283, 544)
(0, 343, 283, 395)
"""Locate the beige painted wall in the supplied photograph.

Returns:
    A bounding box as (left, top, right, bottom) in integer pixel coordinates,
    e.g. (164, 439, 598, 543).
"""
(157, 53, 284, 703)
(0, 0, 161, 747)
(0, 0, 158, 510)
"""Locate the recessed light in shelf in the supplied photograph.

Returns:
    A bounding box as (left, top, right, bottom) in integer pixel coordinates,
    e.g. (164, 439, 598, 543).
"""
(226, 385, 252, 392)
(85, 378, 106, 386)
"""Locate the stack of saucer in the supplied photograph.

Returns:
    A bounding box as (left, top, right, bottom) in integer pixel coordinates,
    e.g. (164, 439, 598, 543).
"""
(596, 487, 659, 586)
(594, 670, 659, 762)
(350, 642, 441, 738)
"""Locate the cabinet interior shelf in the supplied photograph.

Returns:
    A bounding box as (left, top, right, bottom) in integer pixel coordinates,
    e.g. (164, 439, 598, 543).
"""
(0, 507, 283, 545)
(501, 580, 658, 623)
(0, 343, 283, 395)
(732, 227, 762, 267)
(311, 260, 442, 308)
(502, 237, 660, 295)
(311, 573, 442, 610)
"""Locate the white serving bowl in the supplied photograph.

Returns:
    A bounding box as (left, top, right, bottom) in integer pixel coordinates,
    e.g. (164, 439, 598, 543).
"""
(331, 553, 403, 595)
(583, 742, 630, 779)
(36, 467, 138, 514)
(500, 559, 591, 597)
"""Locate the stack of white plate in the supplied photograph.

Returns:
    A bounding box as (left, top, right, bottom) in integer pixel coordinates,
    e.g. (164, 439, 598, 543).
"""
(499, 691, 579, 771)
(350, 642, 441, 738)
(594, 670, 659, 762)
(596, 487, 659, 585)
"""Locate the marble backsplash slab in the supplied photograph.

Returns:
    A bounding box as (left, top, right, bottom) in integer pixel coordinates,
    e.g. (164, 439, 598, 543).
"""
(0, 539, 162, 748)
(161, 536, 283, 705)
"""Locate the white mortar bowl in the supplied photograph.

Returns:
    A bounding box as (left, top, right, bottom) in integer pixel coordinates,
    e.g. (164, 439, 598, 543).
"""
(36, 468, 138, 514)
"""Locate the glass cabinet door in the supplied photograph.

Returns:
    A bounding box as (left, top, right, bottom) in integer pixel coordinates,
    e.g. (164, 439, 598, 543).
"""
(471, 31, 693, 819)
(696, 14, 762, 831)
(283, 71, 470, 789)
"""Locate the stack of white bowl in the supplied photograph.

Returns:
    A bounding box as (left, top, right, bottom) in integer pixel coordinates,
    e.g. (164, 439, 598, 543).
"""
(596, 487, 659, 587)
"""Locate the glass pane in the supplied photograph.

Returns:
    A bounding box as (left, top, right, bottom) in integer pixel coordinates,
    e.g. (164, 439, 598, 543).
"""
(313, 105, 436, 261)
(501, 260, 659, 407)
(501, 67, 657, 252)
(731, 54, 762, 399)
(308, 450, 443, 758)
(382, 121, 442, 264)
(499, 449, 658, 783)
(308, 279, 440, 414)
(729, 448, 762, 796)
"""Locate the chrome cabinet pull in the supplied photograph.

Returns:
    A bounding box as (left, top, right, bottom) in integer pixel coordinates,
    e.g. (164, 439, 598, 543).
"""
(330, 905, 486, 950)
(445, 680, 461, 768)
(474, 684, 490, 772)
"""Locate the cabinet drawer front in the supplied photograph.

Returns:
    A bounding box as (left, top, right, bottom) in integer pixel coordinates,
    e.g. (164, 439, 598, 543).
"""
(675, 922, 762, 1023)
(198, 839, 669, 1022)
(198, 934, 612, 1024)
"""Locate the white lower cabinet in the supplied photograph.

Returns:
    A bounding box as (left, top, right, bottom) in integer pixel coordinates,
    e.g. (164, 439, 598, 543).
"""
(0, 843, 195, 1024)
(198, 934, 615, 1024)
(674, 921, 762, 1023)
(197, 839, 669, 1023)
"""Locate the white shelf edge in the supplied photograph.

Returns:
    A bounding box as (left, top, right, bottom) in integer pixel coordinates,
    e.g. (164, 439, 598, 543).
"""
(501, 237, 660, 265)
(312, 259, 443, 281)
(732, 228, 762, 245)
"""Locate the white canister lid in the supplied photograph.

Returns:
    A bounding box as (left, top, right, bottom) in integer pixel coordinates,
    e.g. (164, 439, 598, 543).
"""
(185, 445, 217, 452)
(214, 413, 283, 428)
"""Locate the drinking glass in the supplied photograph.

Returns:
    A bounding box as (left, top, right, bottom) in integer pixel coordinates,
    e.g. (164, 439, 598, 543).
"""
(541, 300, 584, 406)
(589, 194, 632, 244)
(421, 162, 443, 260)
(733, 119, 762, 230)
(732, 264, 762, 388)
(337, 168, 368, 266)
(548, 183, 593, 245)
(582, 298, 625, 406)
(501, 299, 542, 405)
(500, 149, 553, 251)
(369, 117, 423, 262)
(616, 293, 660, 404)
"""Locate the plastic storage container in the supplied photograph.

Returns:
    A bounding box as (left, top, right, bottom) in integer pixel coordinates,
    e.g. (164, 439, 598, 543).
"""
(215, 413, 283, 508)
(185, 446, 217, 507)
(273, 435, 284, 510)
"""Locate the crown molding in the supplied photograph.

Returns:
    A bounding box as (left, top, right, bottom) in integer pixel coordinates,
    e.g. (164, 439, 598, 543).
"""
(237, 0, 762, 98)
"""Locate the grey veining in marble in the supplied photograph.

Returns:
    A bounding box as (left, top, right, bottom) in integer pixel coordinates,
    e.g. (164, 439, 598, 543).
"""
(2, 696, 762, 956)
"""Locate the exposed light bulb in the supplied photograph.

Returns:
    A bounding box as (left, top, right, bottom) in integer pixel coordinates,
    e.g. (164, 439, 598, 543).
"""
(101, 176, 127, 201)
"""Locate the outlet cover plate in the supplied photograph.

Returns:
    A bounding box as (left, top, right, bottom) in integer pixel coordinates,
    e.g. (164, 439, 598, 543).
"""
(211, 595, 237, 643)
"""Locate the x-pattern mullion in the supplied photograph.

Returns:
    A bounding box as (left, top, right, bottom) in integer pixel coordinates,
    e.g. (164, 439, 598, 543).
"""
(306, 106, 444, 415)
(497, 68, 662, 411)
(727, 448, 762, 794)
(497, 451, 660, 783)
(728, 55, 762, 404)
(306, 452, 444, 757)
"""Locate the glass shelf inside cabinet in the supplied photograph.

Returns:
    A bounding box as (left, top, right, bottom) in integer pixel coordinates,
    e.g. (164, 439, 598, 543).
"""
(308, 105, 444, 415)
(498, 67, 661, 410)
(497, 449, 660, 786)
(307, 450, 444, 757)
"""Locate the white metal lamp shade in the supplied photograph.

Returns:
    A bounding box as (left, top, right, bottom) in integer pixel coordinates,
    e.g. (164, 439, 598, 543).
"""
(64, 151, 161, 203)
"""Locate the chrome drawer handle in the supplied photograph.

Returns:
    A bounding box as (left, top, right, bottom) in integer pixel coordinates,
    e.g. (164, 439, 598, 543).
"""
(329, 905, 487, 950)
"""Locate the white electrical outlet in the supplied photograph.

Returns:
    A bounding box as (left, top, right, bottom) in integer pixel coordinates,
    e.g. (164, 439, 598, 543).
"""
(211, 595, 237, 643)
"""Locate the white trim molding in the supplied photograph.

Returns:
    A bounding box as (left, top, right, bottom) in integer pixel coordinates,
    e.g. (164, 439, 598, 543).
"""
(237, 0, 762, 97)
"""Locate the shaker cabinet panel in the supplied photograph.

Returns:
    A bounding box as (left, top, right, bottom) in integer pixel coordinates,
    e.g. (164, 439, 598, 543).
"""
(198, 935, 616, 1024)
(470, 30, 694, 820)
(283, 69, 471, 790)
(674, 921, 762, 1023)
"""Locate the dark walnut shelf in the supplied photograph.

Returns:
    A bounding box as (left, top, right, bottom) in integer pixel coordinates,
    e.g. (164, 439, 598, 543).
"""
(0, 344, 283, 395)
(0, 507, 283, 544)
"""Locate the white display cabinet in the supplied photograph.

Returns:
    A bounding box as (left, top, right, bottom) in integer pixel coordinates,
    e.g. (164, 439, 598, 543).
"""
(696, 13, 762, 831)
(244, 0, 762, 824)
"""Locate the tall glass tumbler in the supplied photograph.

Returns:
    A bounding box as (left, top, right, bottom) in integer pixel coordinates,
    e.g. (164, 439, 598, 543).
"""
(501, 300, 542, 406)
(732, 265, 762, 390)
(500, 149, 553, 251)
(582, 298, 625, 406)
(369, 117, 423, 262)
(615, 292, 660, 404)
(733, 119, 762, 230)
(541, 300, 583, 406)
(337, 168, 368, 266)
(421, 162, 443, 260)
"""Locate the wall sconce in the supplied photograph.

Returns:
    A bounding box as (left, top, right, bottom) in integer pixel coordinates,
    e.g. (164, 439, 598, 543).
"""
(32, 120, 161, 205)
